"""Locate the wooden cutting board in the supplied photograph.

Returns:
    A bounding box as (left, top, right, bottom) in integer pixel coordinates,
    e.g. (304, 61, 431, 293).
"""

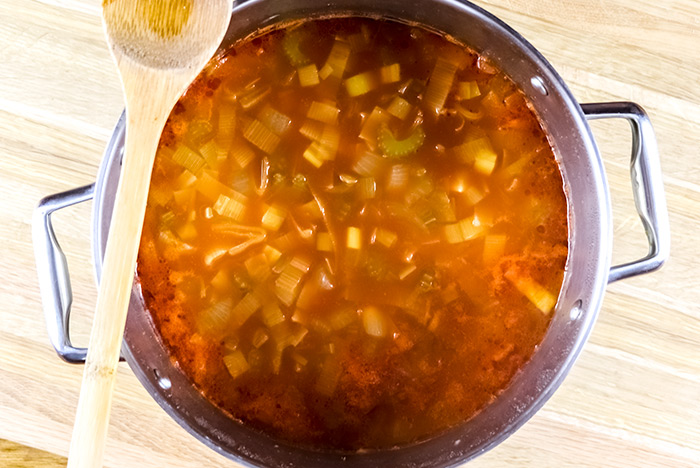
(1, 0, 698, 467)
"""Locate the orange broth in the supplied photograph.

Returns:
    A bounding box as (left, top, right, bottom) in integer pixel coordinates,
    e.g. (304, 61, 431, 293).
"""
(137, 17, 569, 451)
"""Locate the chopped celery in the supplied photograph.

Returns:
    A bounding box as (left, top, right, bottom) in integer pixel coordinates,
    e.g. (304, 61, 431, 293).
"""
(386, 96, 412, 120)
(387, 164, 409, 191)
(374, 228, 397, 248)
(231, 292, 262, 327)
(213, 194, 246, 221)
(315, 354, 341, 396)
(299, 199, 323, 220)
(298, 64, 320, 87)
(257, 106, 292, 135)
(223, 350, 250, 379)
(175, 223, 197, 242)
(282, 28, 310, 67)
(465, 185, 486, 206)
(243, 119, 280, 154)
(172, 144, 205, 174)
(483, 234, 507, 264)
(317, 232, 333, 252)
(176, 170, 197, 188)
(399, 264, 417, 280)
(210, 268, 230, 292)
(197, 299, 232, 336)
(505, 270, 556, 314)
(263, 245, 283, 264)
(195, 170, 247, 204)
(261, 205, 287, 231)
(244, 253, 271, 283)
(275, 260, 308, 306)
(431, 190, 457, 223)
(503, 153, 534, 178)
(457, 81, 481, 100)
(456, 103, 483, 121)
(443, 216, 484, 244)
(303, 142, 329, 168)
(186, 120, 214, 147)
(356, 177, 376, 199)
(464, 137, 498, 175)
(251, 328, 270, 348)
(345, 71, 378, 97)
(380, 63, 401, 84)
(270, 322, 308, 350)
(320, 39, 351, 79)
(424, 56, 459, 113)
(299, 119, 325, 141)
(160, 211, 176, 226)
(377, 124, 425, 158)
(172, 188, 195, 208)
(328, 306, 357, 330)
(260, 303, 285, 328)
(229, 139, 256, 168)
(346, 227, 362, 250)
(359, 107, 391, 144)
(362, 306, 390, 338)
(307, 101, 339, 125)
(198, 140, 223, 169)
(217, 104, 237, 145)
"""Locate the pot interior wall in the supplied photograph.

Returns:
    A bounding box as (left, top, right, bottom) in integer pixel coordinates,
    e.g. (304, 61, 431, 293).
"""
(93, 1, 610, 466)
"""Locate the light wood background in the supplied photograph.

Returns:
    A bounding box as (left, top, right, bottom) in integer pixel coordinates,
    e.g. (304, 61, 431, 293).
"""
(1, 0, 698, 467)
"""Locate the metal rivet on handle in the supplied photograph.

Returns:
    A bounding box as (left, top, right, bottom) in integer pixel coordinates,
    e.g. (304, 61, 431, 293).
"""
(530, 76, 549, 96)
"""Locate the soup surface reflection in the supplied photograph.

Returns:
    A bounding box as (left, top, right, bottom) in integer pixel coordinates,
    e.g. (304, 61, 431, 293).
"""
(138, 17, 569, 450)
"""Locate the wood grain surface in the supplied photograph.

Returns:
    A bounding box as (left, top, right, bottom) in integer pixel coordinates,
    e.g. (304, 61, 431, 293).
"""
(1, 0, 698, 467)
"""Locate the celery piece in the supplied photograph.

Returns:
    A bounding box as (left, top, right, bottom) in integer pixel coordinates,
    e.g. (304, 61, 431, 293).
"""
(374, 228, 397, 248)
(198, 140, 222, 169)
(352, 150, 385, 177)
(320, 39, 351, 79)
(505, 270, 556, 314)
(359, 107, 391, 144)
(175, 170, 197, 189)
(172, 144, 205, 174)
(380, 63, 401, 84)
(260, 303, 285, 328)
(261, 205, 287, 231)
(399, 264, 417, 281)
(356, 177, 376, 200)
(257, 106, 292, 135)
(377, 124, 425, 158)
(244, 253, 271, 283)
(229, 140, 256, 168)
(223, 350, 250, 379)
(243, 119, 280, 154)
(270, 322, 309, 350)
(345, 71, 378, 97)
(458, 216, 484, 241)
(424, 56, 459, 113)
(160, 211, 176, 227)
(251, 328, 270, 349)
(275, 261, 307, 307)
(457, 81, 481, 100)
(303, 142, 328, 169)
(307, 101, 340, 125)
(328, 306, 357, 330)
(299, 119, 325, 141)
(362, 306, 390, 337)
(186, 120, 214, 147)
(231, 292, 262, 327)
(456, 103, 483, 121)
(175, 223, 197, 242)
(282, 28, 310, 67)
(317, 232, 333, 252)
(464, 137, 498, 175)
(197, 299, 232, 336)
(298, 63, 320, 87)
(263, 245, 282, 264)
(210, 268, 230, 292)
(386, 96, 412, 120)
(213, 194, 246, 221)
(346, 227, 362, 250)
(387, 164, 409, 191)
(315, 354, 341, 397)
(217, 104, 237, 145)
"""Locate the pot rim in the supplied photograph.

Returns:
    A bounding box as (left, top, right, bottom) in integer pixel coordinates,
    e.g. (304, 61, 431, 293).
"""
(91, 1, 611, 466)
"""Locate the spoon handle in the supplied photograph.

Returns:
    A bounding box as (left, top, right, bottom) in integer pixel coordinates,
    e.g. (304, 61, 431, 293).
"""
(66, 98, 168, 468)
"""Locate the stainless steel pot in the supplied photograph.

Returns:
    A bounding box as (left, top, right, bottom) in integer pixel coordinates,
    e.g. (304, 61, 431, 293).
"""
(33, 0, 670, 466)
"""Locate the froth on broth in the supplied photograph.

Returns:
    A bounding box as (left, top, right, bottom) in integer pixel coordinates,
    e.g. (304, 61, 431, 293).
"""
(137, 17, 568, 451)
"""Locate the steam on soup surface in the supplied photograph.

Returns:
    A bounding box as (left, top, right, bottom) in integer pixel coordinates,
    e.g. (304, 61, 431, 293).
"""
(138, 17, 568, 451)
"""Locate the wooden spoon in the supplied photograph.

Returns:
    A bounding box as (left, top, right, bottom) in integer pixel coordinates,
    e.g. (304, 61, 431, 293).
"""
(67, 1, 232, 467)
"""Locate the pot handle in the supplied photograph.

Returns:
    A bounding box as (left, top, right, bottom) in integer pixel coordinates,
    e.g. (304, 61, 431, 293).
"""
(581, 102, 670, 283)
(32, 184, 125, 364)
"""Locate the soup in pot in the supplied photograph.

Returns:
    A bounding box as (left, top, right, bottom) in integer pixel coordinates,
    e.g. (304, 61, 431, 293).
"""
(137, 17, 568, 451)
